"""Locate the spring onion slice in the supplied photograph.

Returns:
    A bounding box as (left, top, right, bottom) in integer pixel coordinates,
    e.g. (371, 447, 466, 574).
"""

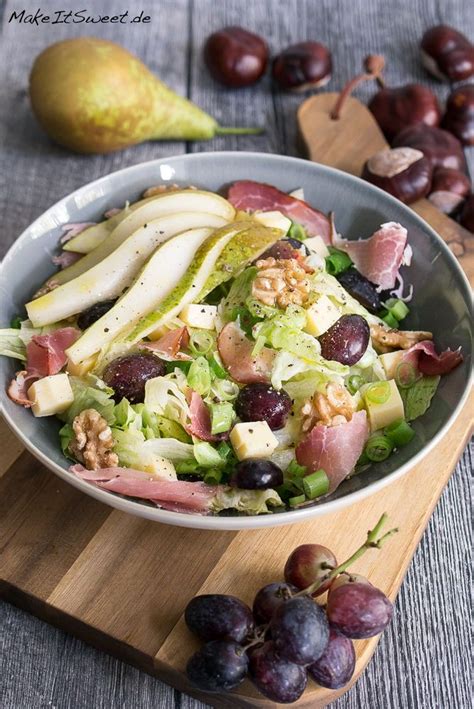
(382, 312, 399, 329)
(302, 469, 329, 499)
(189, 330, 215, 356)
(347, 374, 364, 395)
(365, 435, 394, 462)
(384, 418, 415, 446)
(384, 298, 410, 321)
(325, 248, 353, 276)
(204, 469, 223, 485)
(365, 381, 391, 405)
(289, 494, 306, 507)
(395, 361, 422, 389)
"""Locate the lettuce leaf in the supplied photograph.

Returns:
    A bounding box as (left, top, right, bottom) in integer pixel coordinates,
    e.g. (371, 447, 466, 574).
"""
(111, 427, 184, 479)
(271, 350, 347, 392)
(211, 487, 283, 515)
(399, 375, 440, 421)
(144, 371, 190, 426)
(60, 375, 116, 424)
(220, 267, 257, 322)
(0, 329, 27, 361)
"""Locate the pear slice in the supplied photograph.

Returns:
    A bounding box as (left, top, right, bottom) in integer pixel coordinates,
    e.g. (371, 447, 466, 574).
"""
(51, 190, 235, 286)
(198, 222, 284, 301)
(125, 223, 264, 347)
(27, 212, 227, 328)
(63, 197, 152, 254)
(67, 225, 237, 365)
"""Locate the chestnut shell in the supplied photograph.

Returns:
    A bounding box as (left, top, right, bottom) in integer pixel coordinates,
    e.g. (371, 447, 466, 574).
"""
(362, 148, 433, 205)
(368, 84, 441, 141)
(392, 125, 466, 172)
(421, 25, 474, 82)
(442, 84, 474, 146)
(272, 41, 332, 91)
(428, 167, 470, 214)
(203, 26, 268, 88)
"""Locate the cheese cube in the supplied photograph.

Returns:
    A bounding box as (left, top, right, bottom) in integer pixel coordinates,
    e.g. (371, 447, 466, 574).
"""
(379, 350, 405, 380)
(254, 210, 292, 234)
(364, 379, 405, 432)
(27, 374, 74, 418)
(305, 236, 330, 258)
(67, 354, 97, 377)
(179, 304, 217, 330)
(230, 421, 279, 461)
(304, 296, 341, 336)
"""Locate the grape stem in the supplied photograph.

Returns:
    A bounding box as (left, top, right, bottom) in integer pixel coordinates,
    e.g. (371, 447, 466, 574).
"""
(297, 513, 398, 597)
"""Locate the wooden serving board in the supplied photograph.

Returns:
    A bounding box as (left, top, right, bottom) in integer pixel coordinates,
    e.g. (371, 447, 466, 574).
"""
(1, 95, 472, 708)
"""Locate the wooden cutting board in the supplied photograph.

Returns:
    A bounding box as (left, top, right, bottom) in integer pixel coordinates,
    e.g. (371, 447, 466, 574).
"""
(1, 96, 472, 708)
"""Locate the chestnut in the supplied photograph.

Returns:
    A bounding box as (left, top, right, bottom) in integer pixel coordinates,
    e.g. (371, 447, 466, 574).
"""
(428, 167, 470, 214)
(460, 195, 474, 233)
(442, 84, 474, 146)
(420, 25, 474, 82)
(368, 84, 441, 141)
(204, 26, 268, 88)
(272, 41, 332, 92)
(392, 125, 465, 172)
(362, 147, 433, 204)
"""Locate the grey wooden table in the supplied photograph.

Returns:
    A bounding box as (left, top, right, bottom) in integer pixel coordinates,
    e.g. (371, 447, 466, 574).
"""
(0, 1, 472, 707)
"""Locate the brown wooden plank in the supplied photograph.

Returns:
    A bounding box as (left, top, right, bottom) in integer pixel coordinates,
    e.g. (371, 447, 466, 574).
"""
(0, 452, 111, 597)
(45, 511, 236, 658)
(0, 418, 24, 477)
(298, 93, 474, 286)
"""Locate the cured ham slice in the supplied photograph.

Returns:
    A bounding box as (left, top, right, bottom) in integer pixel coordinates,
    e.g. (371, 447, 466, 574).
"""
(228, 181, 331, 242)
(52, 251, 82, 269)
(7, 370, 37, 407)
(140, 327, 191, 361)
(296, 411, 369, 493)
(8, 327, 80, 407)
(218, 321, 275, 384)
(185, 390, 228, 442)
(26, 327, 79, 377)
(217, 322, 276, 384)
(402, 340, 463, 376)
(60, 222, 96, 243)
(336, 222, 408, 289)
(71, 464, 216, 514)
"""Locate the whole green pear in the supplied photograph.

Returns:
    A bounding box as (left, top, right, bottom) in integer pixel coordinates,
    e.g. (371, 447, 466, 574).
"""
(29, 37, 258, 153)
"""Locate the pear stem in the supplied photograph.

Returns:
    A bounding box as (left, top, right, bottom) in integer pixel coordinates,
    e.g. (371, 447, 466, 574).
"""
(215, 126, 263, 136)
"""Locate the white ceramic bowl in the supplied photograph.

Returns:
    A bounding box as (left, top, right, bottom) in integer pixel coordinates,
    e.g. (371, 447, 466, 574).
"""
(0, 152, 472, 530)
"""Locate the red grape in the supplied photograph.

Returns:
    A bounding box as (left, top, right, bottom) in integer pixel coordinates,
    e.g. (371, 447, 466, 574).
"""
(102, 353, 166, 403)
(185, 594, 254, 643)
(252, 582, 298, 624)
(235, 383, 292, 430)
(270, 596, 329, 665)
(186, 640, 248, 692)
(308, 627, 356, 689)
(284, 544, 337, 596)
(336, 269, 382, 313)
(329, 573, 371, 593)
(249, 641, 307, 703)
(230, 460, 283, 490)
(77, 299, 117, 329)
(327, 582, 393, 638)
(318, 314, 370, 366)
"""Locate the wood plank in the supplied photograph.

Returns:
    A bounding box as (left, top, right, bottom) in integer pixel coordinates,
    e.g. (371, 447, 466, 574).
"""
(298, 93, 474, 285)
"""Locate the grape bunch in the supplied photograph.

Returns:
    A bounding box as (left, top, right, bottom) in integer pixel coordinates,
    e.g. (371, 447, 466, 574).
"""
(184, 513, 397, 703)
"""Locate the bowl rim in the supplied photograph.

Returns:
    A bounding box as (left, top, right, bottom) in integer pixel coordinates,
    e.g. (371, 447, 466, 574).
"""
(1, 151, 472, 531)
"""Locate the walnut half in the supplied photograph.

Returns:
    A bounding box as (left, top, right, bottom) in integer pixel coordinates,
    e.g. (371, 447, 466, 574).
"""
(69, 408, 118, 470)
(252, 257, 312, 308)
(301, 382, 355, 432)
(370, 323, 433, 353)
